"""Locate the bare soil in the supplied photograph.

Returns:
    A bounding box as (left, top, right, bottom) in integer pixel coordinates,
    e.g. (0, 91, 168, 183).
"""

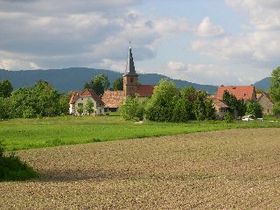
(1, 128, 280, 209)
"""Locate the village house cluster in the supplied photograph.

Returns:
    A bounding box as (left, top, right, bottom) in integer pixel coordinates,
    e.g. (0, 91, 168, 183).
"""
(69, 46, 274, 117)
(69, 46, 154, 116)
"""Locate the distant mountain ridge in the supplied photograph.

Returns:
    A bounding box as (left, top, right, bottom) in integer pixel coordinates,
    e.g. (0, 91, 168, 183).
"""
(254, 77, 271, 91)
(0, 67, 218, 94)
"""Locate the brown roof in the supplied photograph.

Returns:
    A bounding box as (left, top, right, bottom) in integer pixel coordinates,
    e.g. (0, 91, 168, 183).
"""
(256, 93, 262, 100)
(215, 85, 256, 101)
(256, 92, 273, 103)
(69, 89, 104, 106)
(212, 98, 229, 109)
(137, 85, 154, 97)
(69, 91, 80, 104)
(102, 90, 125, 109)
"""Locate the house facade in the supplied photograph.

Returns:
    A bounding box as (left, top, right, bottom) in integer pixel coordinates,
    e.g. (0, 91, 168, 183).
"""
(211, 97, 229, 118)
(69, 89, 105, 116)
(257, 92, 274, 115)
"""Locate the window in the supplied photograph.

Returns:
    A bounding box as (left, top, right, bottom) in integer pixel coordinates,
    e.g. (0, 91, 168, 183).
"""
(130, 78, 133, 83)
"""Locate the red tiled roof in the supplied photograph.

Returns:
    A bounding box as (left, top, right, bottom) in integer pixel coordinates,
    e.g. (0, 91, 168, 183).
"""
(215, 85, 256, 101)
(102, 90, 125, 109)
(137, 85, 154, 97)
(69, 89, 104, 106)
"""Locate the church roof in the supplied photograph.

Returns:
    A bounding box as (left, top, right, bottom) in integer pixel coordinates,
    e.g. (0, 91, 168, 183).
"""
(137, 85, 154, 97)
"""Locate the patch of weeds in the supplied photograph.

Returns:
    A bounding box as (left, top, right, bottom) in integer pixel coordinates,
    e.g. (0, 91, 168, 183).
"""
(0, 142, 38, 181)
(45, 138, 64, 147)
(91, 138, 102, 143)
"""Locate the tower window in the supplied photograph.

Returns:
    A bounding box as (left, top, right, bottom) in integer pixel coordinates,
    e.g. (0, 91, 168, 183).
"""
(130, 78, 134, 83)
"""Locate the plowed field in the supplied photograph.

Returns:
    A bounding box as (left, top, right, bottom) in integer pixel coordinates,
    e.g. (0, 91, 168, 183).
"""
(1, 128, 280, 209)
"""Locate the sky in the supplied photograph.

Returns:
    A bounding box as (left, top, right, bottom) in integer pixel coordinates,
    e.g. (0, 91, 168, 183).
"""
(0, 0, 279, 85)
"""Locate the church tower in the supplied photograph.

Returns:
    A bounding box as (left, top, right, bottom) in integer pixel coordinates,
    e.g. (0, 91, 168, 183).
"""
(123, 45, 139, 97)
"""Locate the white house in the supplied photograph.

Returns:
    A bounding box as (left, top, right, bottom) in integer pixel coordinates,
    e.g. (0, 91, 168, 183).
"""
(69, 89, 105, 116)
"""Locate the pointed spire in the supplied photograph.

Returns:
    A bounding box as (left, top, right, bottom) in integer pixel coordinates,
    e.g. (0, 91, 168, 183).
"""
(125, 43, 137, 76)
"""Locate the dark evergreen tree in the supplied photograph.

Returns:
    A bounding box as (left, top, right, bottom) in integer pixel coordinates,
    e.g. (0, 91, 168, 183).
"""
(113, 77, 123, 90)
(0, 80, 13, 98)
(84, 74, 110, 95)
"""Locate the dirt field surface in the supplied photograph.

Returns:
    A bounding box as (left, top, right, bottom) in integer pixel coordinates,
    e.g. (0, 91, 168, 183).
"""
(1, 128, 280, 209)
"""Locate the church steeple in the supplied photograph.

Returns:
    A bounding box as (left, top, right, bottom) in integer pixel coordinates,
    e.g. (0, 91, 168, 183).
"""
(125, 44, 137, 76)
(123, 44, 139, 97)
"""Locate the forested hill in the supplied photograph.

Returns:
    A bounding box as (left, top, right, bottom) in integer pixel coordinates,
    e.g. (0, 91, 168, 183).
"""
(0, 67, 218, 94)
(254, 77, 271, 91)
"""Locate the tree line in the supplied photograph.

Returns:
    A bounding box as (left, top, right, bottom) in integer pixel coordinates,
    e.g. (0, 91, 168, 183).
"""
(270, 66, 280, 117)
(0, 80, 69, 119)
(0, 74, 124, 119)
(120, 79, 265, 122)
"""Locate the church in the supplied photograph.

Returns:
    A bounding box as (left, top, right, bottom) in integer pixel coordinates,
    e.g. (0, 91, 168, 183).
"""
(69, 46, 154, 115)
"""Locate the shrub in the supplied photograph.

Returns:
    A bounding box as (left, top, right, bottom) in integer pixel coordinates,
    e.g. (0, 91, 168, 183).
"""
(0, 97, 11, 119)
(273, 102, 280, 118)
(85, 99, 94, 115)
(171, 97, 190, 122)
(246, 100, 263, 118)
(145, 80, 178, 122)
(120, 97, 145, 121)
(224, 112, 234, 123)
(0, 142, 38, 181)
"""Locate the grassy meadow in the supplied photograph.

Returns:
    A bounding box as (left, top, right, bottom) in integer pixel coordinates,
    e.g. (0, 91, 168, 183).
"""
(1, 114, 280, 151)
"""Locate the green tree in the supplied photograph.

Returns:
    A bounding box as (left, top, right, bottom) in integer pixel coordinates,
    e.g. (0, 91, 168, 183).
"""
(0, 80, 13, 98)
(193, 91, 215, 121)
(273, 102, 280, 117)
(180, 87, 198, 120)
(270, 66, 280, 102)
(223, 91, 246, 117)
(77, 104, 84, 116)
(9, 81, 60, 118)
(84, 74, 110, 95)
(0, 97, 10, 119)
(58, 94, 70, 115)
(9, 87, 34, 118)
(32, 80, 60, 117)
(113, 77, 123, 90)
(120, 97, 144, 121)
(85, 99, 94, 115)
(246, 100, 263, 118)
(171, 96, 190, 122)
(145, 80, 178, 122)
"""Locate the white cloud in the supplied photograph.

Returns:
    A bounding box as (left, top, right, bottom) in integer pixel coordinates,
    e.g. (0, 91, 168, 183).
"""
(0, 2, 189, 70)
(166, 61, 264, 85)
(225, 0, 280, 30)
(190, 0, 280, 78)
(197, 17, 225, 37)
(0, 59, 39, 70)
(167, 61, 186, 71)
